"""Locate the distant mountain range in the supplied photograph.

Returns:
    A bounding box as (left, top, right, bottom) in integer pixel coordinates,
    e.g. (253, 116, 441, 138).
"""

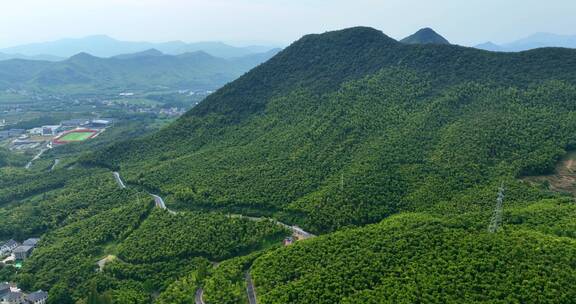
(0, 35, 280, 60)
(475, 32, 576, 52)
(0, 52, 63, 62)
(0, 48, 281, 93)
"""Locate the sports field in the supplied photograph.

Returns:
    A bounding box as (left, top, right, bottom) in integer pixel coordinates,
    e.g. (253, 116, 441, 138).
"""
(58, 131, 95, 142)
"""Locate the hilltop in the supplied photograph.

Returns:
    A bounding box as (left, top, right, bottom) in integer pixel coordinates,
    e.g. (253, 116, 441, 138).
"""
(400, 27, 450, 45)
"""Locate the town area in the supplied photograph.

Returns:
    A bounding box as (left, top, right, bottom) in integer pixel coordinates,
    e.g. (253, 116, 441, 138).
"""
(0, 118, 112, 152)
(0, 239, 48, 304)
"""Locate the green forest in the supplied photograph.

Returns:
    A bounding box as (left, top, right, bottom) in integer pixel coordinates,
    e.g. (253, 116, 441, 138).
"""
(1, 27, 576, 303)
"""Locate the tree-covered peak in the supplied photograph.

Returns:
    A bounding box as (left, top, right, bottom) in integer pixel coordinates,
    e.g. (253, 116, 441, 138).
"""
(401, 27, 451, 45)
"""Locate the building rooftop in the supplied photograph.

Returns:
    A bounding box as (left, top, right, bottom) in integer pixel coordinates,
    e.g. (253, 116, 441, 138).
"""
(1, 240, 17, 248)
(13, 245, 33, 253)
(26, 290, 48, 302)
(1, 291, 24, 301)
(22, 238, 40, 247)
(0, 282, 10, 294)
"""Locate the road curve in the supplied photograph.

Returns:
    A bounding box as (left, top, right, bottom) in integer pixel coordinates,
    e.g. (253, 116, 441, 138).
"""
(50, 159, 60, 171)
(195, 288, 205, 304)
(112, 172, 127, 189)
(25, 148, 47, 169)
(112, 171, 176, 214)
(230, 214, 316, 240)
(151, 194, 166, 209)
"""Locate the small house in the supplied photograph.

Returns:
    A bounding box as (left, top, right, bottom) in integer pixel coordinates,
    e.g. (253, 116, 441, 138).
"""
(22, 239, 39, 248)
(0, 291, 25, 304)
(0, 240, 18, 256)
(89, 119, 111, 128)
(0, 283, 10, 297)
(41, 126, 61, 136)
(13, 246, 33, 261)
(283, 237, 294, 246)
(25, 290, 48, 304)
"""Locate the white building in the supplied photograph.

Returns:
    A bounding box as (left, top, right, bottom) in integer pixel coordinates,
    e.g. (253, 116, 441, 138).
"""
(41, 126, 61, 136)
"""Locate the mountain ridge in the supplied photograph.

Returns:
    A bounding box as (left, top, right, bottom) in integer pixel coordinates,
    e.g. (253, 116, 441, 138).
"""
(86, 26, 576, 232)
(0, 49, 280, 92)
(475, 32, 576, 51)
(0, 35, 281, 59)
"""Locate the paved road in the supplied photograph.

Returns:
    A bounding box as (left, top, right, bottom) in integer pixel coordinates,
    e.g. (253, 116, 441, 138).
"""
(25, 148, 47, 169)
(195, 288, 204, 304)
(151, 194, 167, 209)
(152, 194, 176, 214)
(50, 159, 60, 171)
(245, 271, 258, 304)
(112, 172, 127, 189)
(230, 214, 316, 240)
(113, 172, 175, 213)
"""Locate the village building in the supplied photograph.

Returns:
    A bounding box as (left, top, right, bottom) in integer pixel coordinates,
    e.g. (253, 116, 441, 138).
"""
(12, 246, 33, 261)
(61, 119, 89, 128)
(0, 283, 9, 297)
(283, 237, 295, 246)
(25, 291, 48, 304)
(0, 129, 25, 140)
(88, 119, 111, 128)
(0, 291, 25, 304)
(21, 239, 39, 248)
(40, 126, 61, 136)
(0, 241, 18, 257)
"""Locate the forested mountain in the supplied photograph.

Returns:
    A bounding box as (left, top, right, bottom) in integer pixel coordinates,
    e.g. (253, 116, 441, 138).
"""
(0, 49, 280, 92)
(3, 26, 576, 303)
(400, 27, 450, 45)
(86, 26, 576, 232)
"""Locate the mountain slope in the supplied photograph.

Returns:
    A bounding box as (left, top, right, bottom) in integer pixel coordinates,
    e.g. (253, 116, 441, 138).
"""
(85, 26, 576, 233)
(251, 206, 576, 303)
(400, 27, 450, 45)
(0, 49, 280, 92)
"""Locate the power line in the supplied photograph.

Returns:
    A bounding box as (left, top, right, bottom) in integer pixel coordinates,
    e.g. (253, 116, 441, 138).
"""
(488, 183, 505, 233)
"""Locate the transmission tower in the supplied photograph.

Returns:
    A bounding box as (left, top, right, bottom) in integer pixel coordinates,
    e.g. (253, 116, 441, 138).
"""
(488, 183, 505, 233)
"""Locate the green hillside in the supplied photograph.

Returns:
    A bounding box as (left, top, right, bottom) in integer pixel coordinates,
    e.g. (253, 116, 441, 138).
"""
(251, 203, 576, 303)
(86, 27, 576, 233)
(0, 49, 279, 93)
(3, 26, 576, 303)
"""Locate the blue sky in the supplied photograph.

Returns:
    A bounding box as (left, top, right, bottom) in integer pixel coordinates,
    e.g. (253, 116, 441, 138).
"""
(0, 0, 574, 47)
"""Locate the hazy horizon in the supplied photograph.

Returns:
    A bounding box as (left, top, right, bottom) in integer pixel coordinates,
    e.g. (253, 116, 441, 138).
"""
(1, 0, 575, 49)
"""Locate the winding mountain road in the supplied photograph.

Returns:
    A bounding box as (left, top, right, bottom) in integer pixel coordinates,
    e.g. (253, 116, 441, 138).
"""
(195, 288, 205, 304)
(230, 214, 316, 240)
(245, 272, 258, 304)
(113, 171, 175, 214)
(50, 159, 60, 171)
(112, 171, 317, 303)
(25, 148, 48, 169)
(112, 172, 127, 189)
